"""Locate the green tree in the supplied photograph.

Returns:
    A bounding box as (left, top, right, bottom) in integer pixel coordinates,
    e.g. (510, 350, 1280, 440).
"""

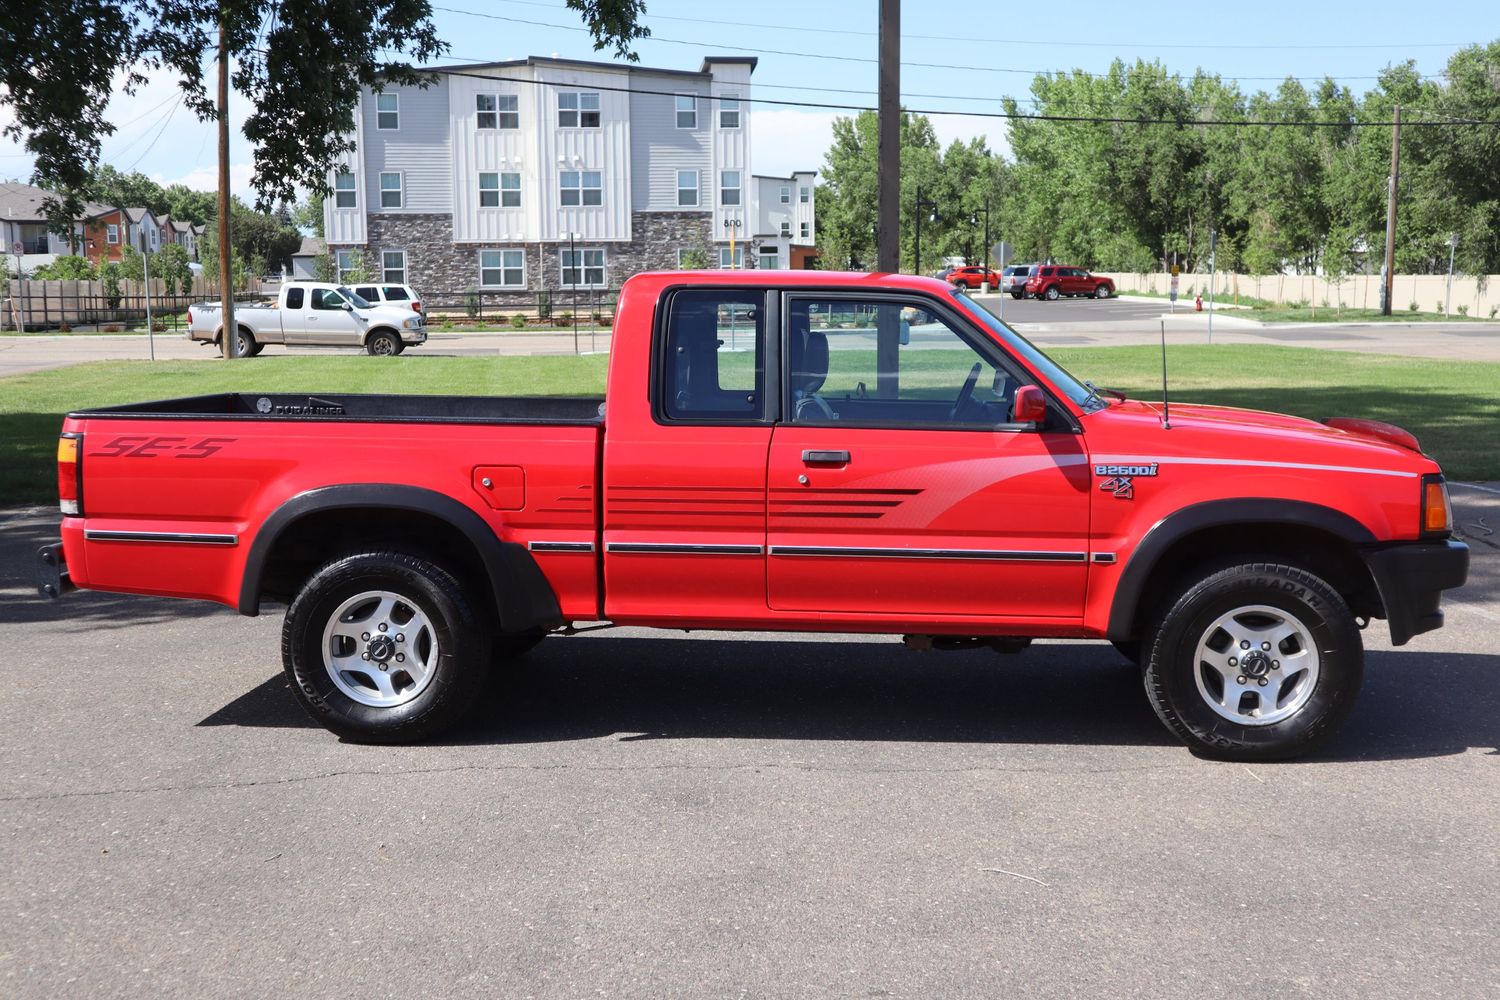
(161, 185, 217, 227)
(88, 165, 168, 215)
(291, 193, 325, 238)
(3, 1, 649, 227)
(31, 255, 97, 280)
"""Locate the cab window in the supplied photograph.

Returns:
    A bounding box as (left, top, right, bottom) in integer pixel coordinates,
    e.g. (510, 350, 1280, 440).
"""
(382, 286, 410, 301)
(284, 286, 304, 309)
(786, 296, 1028, 429)
(659, 289, 764, 422)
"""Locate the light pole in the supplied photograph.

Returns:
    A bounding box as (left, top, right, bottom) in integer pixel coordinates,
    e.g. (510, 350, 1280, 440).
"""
(912, 187, 938, 276)
(1445, 232, 1458, 318)
(723, 217, 742, 269)
(565, 230, 579, 354)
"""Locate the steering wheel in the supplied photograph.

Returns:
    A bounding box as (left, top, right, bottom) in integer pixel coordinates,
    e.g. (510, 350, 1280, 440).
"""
(948, 363, 982, 423)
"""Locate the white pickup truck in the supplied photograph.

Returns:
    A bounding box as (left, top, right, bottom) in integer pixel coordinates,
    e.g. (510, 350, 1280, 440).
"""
(188, 282, 428, 356)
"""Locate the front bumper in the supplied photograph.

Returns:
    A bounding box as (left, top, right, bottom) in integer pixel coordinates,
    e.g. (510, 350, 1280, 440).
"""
(403, 327, 427, 344)
(35, 542, 74, 599)
(1362, 539, 1469, 645)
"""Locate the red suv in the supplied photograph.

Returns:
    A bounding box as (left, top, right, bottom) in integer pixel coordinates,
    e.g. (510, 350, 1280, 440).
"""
(1026, 266, 1115, 301)
(947, 265, 1003, 290)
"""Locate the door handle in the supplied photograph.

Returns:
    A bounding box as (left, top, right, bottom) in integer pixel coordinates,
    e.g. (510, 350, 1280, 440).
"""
(802, 449, 850, 464)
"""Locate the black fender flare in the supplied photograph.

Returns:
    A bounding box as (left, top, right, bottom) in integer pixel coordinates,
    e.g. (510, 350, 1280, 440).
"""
(1105, 498, 1377, 640)
(238, 484, 563, 633)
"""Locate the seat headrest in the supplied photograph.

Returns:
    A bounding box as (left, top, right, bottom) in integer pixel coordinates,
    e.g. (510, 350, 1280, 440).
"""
(792, 328, 828, 395)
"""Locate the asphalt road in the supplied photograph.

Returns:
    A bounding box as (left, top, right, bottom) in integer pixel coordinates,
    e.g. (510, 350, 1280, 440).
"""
(5, 296, 1500, 378)
(2, 491, 1497, 999)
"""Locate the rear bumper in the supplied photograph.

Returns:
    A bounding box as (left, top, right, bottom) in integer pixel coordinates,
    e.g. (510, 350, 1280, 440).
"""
(35, 542, 74, 599)
(1362, 539, 1469, 645)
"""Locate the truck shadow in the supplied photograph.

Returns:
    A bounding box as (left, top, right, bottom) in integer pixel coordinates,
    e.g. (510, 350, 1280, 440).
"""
(200, 636, 1499, 761)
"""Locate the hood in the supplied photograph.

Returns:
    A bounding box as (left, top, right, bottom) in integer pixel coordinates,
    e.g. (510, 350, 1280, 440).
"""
(1094, 399, 1431, 470)
(359, 303, 421, 322)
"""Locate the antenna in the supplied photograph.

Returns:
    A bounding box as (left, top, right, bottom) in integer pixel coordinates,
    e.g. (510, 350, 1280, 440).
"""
(1159, 320, 1172, 430)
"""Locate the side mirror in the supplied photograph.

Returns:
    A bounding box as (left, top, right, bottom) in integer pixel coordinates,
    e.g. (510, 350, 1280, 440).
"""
(1012, 385, 1047, 424)
(341, 301, 354, 311)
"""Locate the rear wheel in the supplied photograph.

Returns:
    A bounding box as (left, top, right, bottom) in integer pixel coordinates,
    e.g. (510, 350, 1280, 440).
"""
(1044, 285, 1060, 301)
(1142, 562, 1363, 761)
(282, 551, 490, 743)
(366, 330, 401, 356)
(1095, 284, 1112, 299)
(220, 327, 256, 357)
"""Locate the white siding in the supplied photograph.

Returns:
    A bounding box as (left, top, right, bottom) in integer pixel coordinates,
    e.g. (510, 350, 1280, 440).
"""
(325, 93, 367, 245)
(533, 64, 632, 243)
(629, 74, 711, 213)
(707, 62, 752, 246)
(449, 69, 533, 243)
(362, 78, 452, 214)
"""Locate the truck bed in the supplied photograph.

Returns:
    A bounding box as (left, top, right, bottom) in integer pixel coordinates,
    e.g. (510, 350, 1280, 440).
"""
(71, 392, 605, 425)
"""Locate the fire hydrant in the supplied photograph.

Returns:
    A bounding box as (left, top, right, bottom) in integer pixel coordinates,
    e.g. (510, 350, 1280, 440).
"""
(1195, 294, 1203, 312)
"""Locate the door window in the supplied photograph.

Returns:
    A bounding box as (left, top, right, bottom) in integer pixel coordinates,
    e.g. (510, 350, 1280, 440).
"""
(354, 286, 379, 301)
(310, 288, 347, 310)
(786, 296, 1026, 429)
(659, 289, 764, 422)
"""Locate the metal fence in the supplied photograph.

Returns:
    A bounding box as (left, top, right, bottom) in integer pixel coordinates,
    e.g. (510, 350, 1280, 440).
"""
(1, 278, 275, 333)
(417, 287, 620, 326)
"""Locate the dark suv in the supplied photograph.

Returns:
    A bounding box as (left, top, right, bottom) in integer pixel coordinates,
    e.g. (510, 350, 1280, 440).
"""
(1025, 266, 1115, 301)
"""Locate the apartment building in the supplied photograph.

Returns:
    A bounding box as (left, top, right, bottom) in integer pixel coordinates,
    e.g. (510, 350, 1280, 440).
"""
(752, 171, 818, 270)
(324, 54, 817, 303)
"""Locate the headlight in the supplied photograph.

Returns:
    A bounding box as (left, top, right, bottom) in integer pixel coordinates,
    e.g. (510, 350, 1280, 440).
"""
(403, 316, 422, 330)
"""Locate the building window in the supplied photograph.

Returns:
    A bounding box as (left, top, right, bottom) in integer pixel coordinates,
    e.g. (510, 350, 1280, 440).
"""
(500, 172, 521, 207)
(759, 246, 779, 269)
(476, 94, 497, 129)
(560, 248, 605, 287)
(720, 170, 741, 206)
(334, 171, 357, 209)
(800, 221, 810, 239)
(498, 94, 519, 129)
(479, 172, 500, 208)
(558, 91, 601, 128)
(800, 186, 810, 204)
(780, 221, 791, 237)
(719, 96, 740, 128)
(382, 250, 406, 283)
(480, 249, 525, 287)
(150, 228, 158, 249)
(717, 245, 744, 269)
(560, 170, 603, 207)
(376, 93, 399, 130)
(675, 94, 697, 129)
(779, 186, 790, 204)
(106, 224, 119, 244)
(335, 249, 356, 281)
(379, 172, 403, 209)
(677, 170, 698, 207)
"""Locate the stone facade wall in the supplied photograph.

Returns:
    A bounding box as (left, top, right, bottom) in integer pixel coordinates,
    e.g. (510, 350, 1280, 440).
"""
(337, 211, 722, 312)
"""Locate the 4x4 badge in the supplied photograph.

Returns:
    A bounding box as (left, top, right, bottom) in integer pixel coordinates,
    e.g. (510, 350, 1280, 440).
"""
(1099, 476, 1136, 500)
(1096, 463, 1158, 501)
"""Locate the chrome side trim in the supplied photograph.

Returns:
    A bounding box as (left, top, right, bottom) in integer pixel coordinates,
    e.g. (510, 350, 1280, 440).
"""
(1092, 552, 1117, 564)
(527, 541, 596, 553)
(768, 545, 1086, 562)
(605, 542, 764, 555)
(84, 529, 238, 546)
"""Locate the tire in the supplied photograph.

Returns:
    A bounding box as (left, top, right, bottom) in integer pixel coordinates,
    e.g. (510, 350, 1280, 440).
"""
(1044, 285, 1060, 301)
(220, 327, 255, 357)
(366, 330, 401, 356)
(1142, 562, 1363, 761)
(1011, 292, 1023, 300)
(282, 551, 491, 743)
(392, 339, 407, 355)
(1095, 284, 1112, 299)
(243, 338, 265, 357)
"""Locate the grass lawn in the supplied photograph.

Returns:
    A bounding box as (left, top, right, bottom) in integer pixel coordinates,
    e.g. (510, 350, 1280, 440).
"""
(0, 345, 1494, 507)
(1119, 289, 1493, 324)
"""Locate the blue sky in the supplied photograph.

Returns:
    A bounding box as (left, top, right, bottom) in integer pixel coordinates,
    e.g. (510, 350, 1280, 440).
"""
(0, 0, 1492, 203)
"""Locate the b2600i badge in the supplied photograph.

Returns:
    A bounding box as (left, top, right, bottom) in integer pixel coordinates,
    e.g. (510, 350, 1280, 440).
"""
(1096, 463, 1158, 500)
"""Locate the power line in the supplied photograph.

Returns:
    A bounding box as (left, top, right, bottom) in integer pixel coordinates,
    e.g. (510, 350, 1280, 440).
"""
(433, 65, 1500, 128)
(123, 95, 183, 170)
(475, 0, 1469, 51)
(431, 5, 1425, 83)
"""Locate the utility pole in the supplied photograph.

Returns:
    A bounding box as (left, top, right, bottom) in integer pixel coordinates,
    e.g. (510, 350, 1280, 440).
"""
(1381, 104, 1401, 317)
(218, 15, 238, 358)
(876, 0, 899, 273)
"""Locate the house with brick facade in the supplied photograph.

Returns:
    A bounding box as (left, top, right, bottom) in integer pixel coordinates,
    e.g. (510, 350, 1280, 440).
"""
(82, 206, 131, 266)
(0, 182, 117, 273)
(323, 54, 818, 305)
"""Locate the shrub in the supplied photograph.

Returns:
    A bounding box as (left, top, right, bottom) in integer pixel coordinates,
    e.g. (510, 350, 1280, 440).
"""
(537, 288, 552, 321)
(440, 318, 455, 331)
(101, 323, 124, 333)
(57, 321, 71, 332)
(1457, 304, 1469, 316)
(556, 310, 573, 326)
(1408, 301, 1420, 312)
(1489, 305, 1498, 319)
(463, 286, 480, 319)
(32, 255, 96, 281)
(590, 310, 603, 325)
(510, 313, 527, 330)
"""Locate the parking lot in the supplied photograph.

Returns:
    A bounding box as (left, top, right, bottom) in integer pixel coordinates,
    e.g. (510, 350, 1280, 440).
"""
(2, 486, 1497, 998)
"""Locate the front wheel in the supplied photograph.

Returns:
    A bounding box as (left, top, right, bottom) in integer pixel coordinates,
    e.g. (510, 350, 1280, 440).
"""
(282, 551, 490, 743)
(1143, 562, 1363, 761)
(366, 330, 401, 356)
(1095, 284, 1112, 299)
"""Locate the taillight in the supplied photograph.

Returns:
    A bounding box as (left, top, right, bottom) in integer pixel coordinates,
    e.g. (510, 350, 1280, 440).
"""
(412, 301, 422, 312)
(58, 432, 83, 516)
(187, 308, 193, 327)
(1420, 474, 1452, 537)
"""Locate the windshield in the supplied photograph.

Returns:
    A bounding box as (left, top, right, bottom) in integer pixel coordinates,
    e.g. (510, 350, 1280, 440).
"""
(950, 289, 1103, 411)
(336, 286, 373, 309)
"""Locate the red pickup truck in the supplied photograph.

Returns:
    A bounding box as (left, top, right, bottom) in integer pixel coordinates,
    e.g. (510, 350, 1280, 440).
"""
(38, 271, 1467, 759)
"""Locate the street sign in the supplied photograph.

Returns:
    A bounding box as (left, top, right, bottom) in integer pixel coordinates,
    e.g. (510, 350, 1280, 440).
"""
(10, 242, 21, 255)
(992, 241, 1012, 267)
(1170, 264, 1181, 276)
